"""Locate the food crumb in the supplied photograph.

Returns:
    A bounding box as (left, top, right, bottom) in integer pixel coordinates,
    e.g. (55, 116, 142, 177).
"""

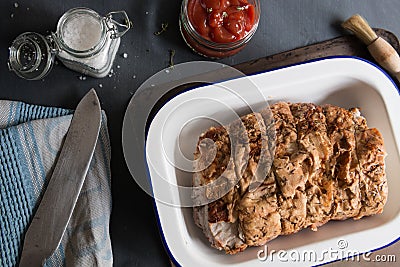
(14, 3, 19, 8)
(117, 65, 121, 69)
(154, 22, 169, 36)
(10, 13, 14, 18)
(27, 7, 29, 11)
(99, 84, 103, 88)
(122, 53, 128, 58)
(79, 75, 87, 81)
(145, 11, 149, 15)
(133, 75, 136, 79)
(169, 49, 176, 68)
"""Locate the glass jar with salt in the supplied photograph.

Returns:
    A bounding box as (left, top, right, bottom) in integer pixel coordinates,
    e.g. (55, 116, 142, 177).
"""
(8, 7, 131, 80)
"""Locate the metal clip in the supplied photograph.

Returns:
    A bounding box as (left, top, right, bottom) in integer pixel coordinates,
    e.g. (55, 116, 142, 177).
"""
(105, 11, 132, 39)
(47, 32, 61, 54)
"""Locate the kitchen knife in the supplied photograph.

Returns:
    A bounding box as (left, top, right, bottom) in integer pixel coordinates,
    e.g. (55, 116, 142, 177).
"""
(18, 89, 102, 267)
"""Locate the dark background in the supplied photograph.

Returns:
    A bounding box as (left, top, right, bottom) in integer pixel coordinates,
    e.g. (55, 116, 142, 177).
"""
(1, 1, 399, 266)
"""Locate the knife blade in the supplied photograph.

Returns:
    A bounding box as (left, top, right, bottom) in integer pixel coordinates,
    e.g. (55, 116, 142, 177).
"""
(18, 89, 102, 267)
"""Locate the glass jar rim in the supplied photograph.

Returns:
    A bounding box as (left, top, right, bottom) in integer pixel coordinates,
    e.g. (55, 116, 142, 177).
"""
(180, 0, 261, 50)
(56, 7, 107, 57)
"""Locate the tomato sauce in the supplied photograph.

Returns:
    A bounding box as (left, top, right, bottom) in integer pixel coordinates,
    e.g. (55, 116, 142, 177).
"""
(187, 0, 256, 43)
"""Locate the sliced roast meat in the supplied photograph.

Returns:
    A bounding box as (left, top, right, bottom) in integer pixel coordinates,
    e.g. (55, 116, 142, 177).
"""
(193, 102, 387, 254)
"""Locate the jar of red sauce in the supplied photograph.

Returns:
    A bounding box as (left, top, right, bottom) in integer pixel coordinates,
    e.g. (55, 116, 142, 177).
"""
(180, 0, 260, 58)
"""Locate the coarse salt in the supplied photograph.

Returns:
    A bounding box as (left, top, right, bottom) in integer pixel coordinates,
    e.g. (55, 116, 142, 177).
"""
(61, 14, 102, 51)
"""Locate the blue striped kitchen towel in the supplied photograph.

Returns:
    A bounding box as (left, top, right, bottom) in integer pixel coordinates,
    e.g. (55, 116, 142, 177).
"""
(0, 100, 112, 267)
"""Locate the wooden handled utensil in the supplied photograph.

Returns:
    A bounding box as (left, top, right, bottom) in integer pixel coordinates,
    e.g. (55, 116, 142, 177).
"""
(342, 14, 400, 82)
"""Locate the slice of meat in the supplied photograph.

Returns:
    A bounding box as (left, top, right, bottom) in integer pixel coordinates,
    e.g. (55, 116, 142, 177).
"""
(229, 112, 270, 195)
(291, 103, 333, 230)
(192, 124, 244, 253)
(270, 102, 306, 198)
(229, 111, 277, 248)
(193, 111, 274, 253)
(234, 106, 281, 245)
(354, 127, 387, 219)
(268, 102, 309, 234)
(350, 108, 386, 219)
(192, 125, 238, 213)
(323, 105, 361, 220)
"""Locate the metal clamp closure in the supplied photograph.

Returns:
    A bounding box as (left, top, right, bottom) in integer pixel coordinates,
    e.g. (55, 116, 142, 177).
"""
(105, 11, 132, 39)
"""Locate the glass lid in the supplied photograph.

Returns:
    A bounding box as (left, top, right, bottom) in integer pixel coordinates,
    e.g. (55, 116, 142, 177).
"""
(8, 32, 55, 80)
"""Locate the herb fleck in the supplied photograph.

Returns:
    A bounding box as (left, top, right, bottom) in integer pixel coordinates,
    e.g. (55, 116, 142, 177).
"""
(169, 49, 175, 68)
(154, 22, 169, 36)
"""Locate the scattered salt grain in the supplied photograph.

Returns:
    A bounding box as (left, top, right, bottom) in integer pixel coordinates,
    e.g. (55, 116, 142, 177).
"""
(145, 11, 149, 15)
(117, 65, 121, 69)
(27, 7, 29, 11)
(14, 3, 19, 8)
(108, 69, 114, 77)
(133, 75, 136, 79)
(122, 53, 128, 58)
(10, 13, 14, 18)
(79, 75, 87, 81)
(99, 84, 103, 88)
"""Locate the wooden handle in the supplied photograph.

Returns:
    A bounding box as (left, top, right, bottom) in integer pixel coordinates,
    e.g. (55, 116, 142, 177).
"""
(367, 37, 400, 75)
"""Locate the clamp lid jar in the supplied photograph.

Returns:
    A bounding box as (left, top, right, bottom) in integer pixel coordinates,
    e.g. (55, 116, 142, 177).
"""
(179, 0, 260, 58)
(8, 7, 131, 80)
